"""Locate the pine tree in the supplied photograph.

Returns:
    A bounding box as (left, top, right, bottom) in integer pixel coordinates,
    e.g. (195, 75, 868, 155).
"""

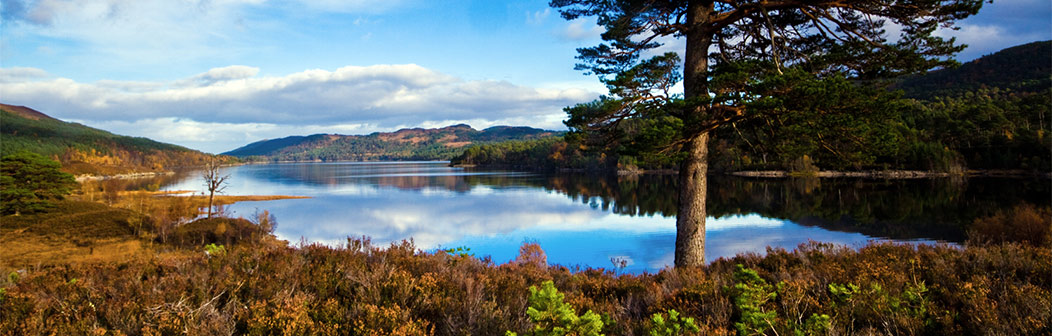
(550, 0, 985, 267)
(1, 151, 76, 215)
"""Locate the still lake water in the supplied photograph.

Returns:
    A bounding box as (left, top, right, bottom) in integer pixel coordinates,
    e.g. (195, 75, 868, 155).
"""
(161, 161, 1050, 273)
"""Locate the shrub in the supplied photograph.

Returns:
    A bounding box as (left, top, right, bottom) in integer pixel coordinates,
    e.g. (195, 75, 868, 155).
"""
(249, 209, 278, 237)
(168, 217, 261, 247)
(205, 243, 227, 257)
(516, 242, 548, 268)
(1, 239, 1049, 335)
(648, 309, 699, 336)
(507, 280, 604, 336)
(968, 204, 1052, 247)
(787, 155, 819, 176)
(730, 264, 778, 336)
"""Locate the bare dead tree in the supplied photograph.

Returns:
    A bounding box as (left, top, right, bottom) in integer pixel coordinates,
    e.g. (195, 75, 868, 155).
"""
(202, 157, 229, 219)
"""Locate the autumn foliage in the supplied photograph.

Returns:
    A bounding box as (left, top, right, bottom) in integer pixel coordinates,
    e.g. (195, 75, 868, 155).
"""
(1, 237, 1049, 335)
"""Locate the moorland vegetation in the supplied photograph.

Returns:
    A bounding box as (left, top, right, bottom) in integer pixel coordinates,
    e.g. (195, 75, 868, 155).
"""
(0, 154, 1049, 335)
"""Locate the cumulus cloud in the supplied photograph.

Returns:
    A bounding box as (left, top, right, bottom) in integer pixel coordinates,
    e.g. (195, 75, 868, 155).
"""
(560, 18, 603, 41)
(1, 64, 598, 152)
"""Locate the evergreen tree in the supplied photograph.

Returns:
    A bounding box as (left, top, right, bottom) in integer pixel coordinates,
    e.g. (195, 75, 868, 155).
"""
(0, 151, 77, 215)
(550, 0, 985, 267)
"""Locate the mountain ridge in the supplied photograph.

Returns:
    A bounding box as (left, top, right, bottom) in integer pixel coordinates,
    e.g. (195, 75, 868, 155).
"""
(223, 124, 561, 162)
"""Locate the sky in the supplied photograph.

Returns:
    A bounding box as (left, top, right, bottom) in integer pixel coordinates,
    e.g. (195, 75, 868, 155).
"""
(1, 0, 1050, 153)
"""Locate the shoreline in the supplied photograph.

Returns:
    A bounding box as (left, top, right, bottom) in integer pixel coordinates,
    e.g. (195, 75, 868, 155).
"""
(463, 164, 1051, 179)
(72, 161, 252, 182)
(75, 171, 175, 182)
(723, 169, 1052, 179)
(73, 162, 1050, 181)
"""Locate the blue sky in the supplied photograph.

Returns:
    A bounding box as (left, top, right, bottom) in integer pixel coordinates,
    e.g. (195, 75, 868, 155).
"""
(1, 0, 1050, 153)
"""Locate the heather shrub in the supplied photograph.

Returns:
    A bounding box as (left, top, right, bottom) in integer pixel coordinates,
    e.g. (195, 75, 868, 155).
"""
(968, 204, 1052, 247)
(1, 239, 1049, 335)
(168, 217, 261, 247)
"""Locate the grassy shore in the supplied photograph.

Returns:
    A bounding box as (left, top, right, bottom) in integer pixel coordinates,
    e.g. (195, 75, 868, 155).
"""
(0, 186, 1049, 335)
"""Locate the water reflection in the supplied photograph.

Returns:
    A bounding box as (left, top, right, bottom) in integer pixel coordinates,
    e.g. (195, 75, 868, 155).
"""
(159, 162, 1049, 273)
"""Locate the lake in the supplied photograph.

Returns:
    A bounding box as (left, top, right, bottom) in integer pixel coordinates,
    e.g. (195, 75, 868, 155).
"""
(161, 161, 1050, 273)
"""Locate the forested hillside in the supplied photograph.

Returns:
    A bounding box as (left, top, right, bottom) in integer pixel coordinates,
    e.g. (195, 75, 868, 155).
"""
(0, 104, 227, 175)
(895, 41, 1051, 99)
(224, 124, 560, 162)
(453, 41, 1052, 174)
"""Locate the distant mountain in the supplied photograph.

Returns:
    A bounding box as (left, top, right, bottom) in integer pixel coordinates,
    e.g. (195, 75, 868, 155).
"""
(224, 124, 562, 162)
(896, 40, 1051, 99)
(0, 104, 226, 175)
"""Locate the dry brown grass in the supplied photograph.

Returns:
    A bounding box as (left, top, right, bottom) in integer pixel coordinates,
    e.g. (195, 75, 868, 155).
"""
(212, 195, 311, 203)
(0, 200, 164, 269)
(0, 236, 152, 267)
(107, 190, 308, 215)
(0, 182, 307, 270)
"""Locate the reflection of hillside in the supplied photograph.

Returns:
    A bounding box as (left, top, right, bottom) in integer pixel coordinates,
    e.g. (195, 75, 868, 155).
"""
(231, 162, 1049, 243)
(371, 175, 471, 192)
(246, 163, 528, 192)
(479, 174, 1049, 243)
(710, 177, 1049, 242)
(81, 170, 192, 194)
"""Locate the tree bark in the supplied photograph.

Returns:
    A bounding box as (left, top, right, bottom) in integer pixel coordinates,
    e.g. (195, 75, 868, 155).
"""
(675, 131, 709, 267)
(683, 1, 713, 101)
(674, 0, 714, 267)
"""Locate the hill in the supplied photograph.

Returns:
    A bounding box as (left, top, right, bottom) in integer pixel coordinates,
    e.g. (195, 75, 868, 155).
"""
(0, 104, 227, 175)
(896, 40, 1051, 98)
(224, 124, 561, 161)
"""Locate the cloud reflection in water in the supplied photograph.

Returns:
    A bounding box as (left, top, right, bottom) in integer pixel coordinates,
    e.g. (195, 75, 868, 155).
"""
(164, 162, 937, 273)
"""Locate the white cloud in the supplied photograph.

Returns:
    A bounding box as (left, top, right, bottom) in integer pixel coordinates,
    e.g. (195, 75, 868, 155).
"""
(935, 23, 1046, 60)
(1, 64, 597, 152)
(526, 8, 550, 25)
(0, 66, 50, 82)
(937, 24, 1006, 50)
(188, 65, 261, 85)
(1, 0, 260, 69)
(560, 18, 603, 41)
(68, 117, 400, 154)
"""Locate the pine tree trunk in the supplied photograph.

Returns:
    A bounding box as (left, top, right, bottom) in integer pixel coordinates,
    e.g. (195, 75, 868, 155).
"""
(208, 192, 214, 219)
(674, 0, 714, 267)
(675, 132, 709, 267)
